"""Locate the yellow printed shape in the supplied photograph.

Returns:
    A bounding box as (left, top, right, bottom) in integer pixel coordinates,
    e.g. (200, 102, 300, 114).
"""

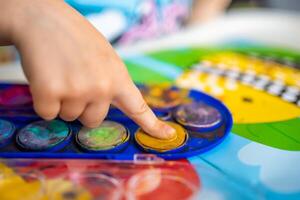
(176, 71, 300, 124)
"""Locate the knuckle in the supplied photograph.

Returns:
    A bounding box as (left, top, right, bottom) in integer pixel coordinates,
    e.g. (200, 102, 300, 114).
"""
(44, 82, 62, 98)
(94, 81, 111, 96)
(69, 86, 84, 98)
(65, 81, 86, 98)
(31, 81, 61, 99)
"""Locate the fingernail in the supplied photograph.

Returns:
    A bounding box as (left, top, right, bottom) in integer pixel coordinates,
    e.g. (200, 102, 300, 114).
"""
(163, 124, 176, 139)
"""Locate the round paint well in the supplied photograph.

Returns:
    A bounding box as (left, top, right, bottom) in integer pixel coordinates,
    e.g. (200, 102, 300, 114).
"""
(154, 111, 172, 121)
(76, 120, 129, 152)
(135, 121, 188, 153)
(0, 119, 16, 147)
(126, 169, 198, 200)
(140, 85, 189, 111)
(173, 102, 223, 132)
(48, 173, 122, 200)
(0, 86, 32, 107)
(16, 120, 71, 151)
(0, 171, 45, 200)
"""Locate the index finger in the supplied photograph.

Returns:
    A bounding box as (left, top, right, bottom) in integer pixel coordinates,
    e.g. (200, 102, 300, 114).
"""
(113, 83, 175, 139)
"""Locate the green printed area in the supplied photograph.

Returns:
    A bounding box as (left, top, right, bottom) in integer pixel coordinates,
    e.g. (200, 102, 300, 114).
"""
(147, 48, 217, 68)
(125, 60, 172, 84)
(233, 118, 300, 151)
(125, 46, 300, 80)
(146, 46, 300, 67)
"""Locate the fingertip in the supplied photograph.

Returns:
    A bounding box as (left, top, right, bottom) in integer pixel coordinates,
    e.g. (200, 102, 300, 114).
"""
(141, 119, 176, 140)
(79, 116, 104, 129)
(34, 104, 59, 121)
(31, 96, 60, 122)
(114, 83, 175, 139)
(78, 101, 109, 129)
(81, 120, 101, 128)
(156, 120, 176, 139)
(59, 115, 77, 122)
(40, 114, 57, 121)
(163, 124, 176, 139)
(35, 109, 59, 122)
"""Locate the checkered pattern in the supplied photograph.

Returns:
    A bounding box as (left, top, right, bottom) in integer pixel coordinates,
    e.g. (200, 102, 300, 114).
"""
(192, 63, 300, 107)
(246, 52, 300, 70)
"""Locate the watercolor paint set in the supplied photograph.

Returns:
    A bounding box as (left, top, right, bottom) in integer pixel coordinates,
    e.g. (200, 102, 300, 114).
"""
(0, 83, 232, 160)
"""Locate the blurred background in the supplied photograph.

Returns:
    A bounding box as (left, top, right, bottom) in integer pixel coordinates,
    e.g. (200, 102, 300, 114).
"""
(230, 0, 300, 11)
(0, 0, 299, 67)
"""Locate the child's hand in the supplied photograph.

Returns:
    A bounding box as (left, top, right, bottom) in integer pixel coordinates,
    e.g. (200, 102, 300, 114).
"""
(0, 0, 175, 139)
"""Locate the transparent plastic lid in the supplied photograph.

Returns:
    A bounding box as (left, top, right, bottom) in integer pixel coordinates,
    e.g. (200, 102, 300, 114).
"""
(0, 154, 264, 200)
